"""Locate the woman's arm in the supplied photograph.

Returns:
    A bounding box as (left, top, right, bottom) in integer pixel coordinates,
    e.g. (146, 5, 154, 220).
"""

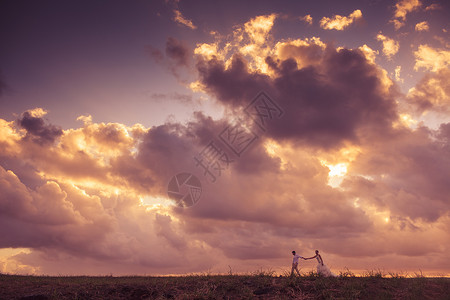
(304, 254, 317, 260)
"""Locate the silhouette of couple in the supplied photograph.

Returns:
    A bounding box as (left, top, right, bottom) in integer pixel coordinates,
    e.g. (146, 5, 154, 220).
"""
(291, 250, 335, 277)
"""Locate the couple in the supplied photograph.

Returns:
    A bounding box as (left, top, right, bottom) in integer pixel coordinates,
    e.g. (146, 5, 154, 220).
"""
(291, 250, 335, 277)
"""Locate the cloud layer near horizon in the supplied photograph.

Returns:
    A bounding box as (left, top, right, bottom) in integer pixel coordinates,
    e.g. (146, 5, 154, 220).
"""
(1, 10, 450, 276)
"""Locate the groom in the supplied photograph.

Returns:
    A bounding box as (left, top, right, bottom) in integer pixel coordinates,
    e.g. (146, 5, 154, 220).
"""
(291, 250, 305, 276)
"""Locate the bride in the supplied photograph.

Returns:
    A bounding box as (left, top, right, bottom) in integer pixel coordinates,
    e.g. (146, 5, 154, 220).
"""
(305, 250, 336, 277)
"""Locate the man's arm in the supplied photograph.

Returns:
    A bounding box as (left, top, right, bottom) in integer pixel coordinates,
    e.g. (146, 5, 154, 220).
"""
(304, 255, 317, 260)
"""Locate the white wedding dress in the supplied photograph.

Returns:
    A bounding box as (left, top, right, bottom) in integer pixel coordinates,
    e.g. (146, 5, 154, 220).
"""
(316, 255, 336, 277)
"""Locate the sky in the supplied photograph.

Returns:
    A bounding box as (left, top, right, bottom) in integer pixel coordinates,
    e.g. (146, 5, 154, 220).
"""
(0, 0, 449, 276)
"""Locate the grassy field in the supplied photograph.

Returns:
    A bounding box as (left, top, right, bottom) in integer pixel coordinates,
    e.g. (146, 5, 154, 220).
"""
(0, 271, 449, 299)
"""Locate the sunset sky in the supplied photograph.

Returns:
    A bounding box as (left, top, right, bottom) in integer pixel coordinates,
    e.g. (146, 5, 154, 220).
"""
(0, 0, 449, 276)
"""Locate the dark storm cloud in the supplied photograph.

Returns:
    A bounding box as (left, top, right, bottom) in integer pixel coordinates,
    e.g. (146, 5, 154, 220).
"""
(196, 45, 398, 149)
(274, 42, 325, 66)
(197, 54, 271, 107)
(110, 124, 190, 195)
(137, 123, 196, 177)
(18, 111, 63, 144)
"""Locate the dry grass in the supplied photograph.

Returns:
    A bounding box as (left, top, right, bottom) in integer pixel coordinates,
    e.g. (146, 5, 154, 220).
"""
(0, 271, 449, 299)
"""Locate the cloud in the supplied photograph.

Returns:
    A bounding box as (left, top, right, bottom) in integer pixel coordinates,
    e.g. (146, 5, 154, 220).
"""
(244, 14, 277, 45)
(196, 36, 398, 149)
(319, 9, 362, 30)
(173, 9, 197, 29)
(148, 37, 193, 82)
(434, 35, 450, 49)
(358, 44, 379, 64)
(193, 14, 277, 75)
(414, 45, 450, 72)
(343, 126, 450, 222)
(391, 0, 421, 30)
(415, 21, 429, 31)
(271, 37, 326, 72)
(425, 3, 440, 11)
(146, 45, 164, 63)
(406, 68, 450, 114)
(0, 115, 220, 274)
(1, 94, 450, 276)
(394, 66, 403, 82)
(165, 37, 191, 67)
(17, 109, 63, 145)
(0, 165, 113, 252)
(299, 14, 313, 25)
(194, 43, 220, 61)
(146, 92, 198, 105)
(376, 33, 400, 59)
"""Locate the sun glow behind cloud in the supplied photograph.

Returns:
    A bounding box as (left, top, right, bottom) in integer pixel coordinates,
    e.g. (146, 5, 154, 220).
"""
(140, 195, 174, 208)
(321, 161, 348, 187)
(0, 248, 35, 274)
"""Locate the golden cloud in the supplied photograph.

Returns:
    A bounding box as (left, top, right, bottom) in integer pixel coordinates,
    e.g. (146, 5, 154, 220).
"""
(414, 44, 450, 72)
(376, 33, 400, 59)
(194, 42, 221, 61)
(173, 9, 197, 29)
(394, 65, 403, 82)
(358, 44, 379, 64)
(192, 14, 278, 78)
(27, 108, 48, 118)
(0, 119, 21, 156)
(300, 14, 313, 25)
(319, 9, 362, 30)
(407, 68, 450, 114)
(391, 0, 421, 30)
(415, 21, 429, 31)
(273, 37, 326, 69)
(244, 14, 277, 45)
